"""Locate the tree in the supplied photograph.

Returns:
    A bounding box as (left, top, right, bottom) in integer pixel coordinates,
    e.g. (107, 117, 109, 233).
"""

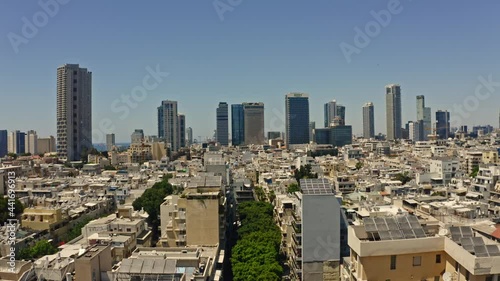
(232, 201, 283, 281)
(7, 153, 17, 159)
(132, 177, 181, 240)
(470, 166, 479, 178)
(104, 165, 116, 170)
(294, 164, 318, 183)
(18, 240, 58, 260)
(355, 162, 363, 170)
(393, 172, 412, 185)
(287, 183, 300, 194)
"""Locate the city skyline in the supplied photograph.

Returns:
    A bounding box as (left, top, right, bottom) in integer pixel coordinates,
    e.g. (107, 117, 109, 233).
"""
(1, 2, 500, 142)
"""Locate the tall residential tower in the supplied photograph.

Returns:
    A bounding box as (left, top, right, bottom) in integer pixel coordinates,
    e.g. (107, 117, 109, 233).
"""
(385, 84, 402, 140)
(363, 102, 375, 138)
(158, 100, 179, 151)
(56, 64, 92, 161)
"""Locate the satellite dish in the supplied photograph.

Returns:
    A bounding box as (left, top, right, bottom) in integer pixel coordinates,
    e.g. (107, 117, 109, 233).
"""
(443, 272, 452, 281)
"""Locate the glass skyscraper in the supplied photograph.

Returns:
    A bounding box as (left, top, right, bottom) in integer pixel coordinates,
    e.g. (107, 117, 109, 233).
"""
(285, 93, 310, 146)
(216, 102, 229, 146)
(231, 104, 244, 146)
(0, 130, 7, 157)
(436, 110, 451, 139)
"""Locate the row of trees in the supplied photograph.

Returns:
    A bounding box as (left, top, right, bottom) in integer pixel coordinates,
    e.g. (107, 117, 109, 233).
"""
(232, 201, 283, 281)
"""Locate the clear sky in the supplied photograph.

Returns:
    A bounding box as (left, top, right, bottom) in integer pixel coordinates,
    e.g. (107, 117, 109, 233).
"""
(1, 0, 499, 142)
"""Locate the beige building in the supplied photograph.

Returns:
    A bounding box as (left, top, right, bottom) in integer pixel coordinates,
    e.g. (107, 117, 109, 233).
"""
(159, 175, 225, 247)
(483, 150, 499, 165)
(21, 207, 63, 231)
(38, 136, 56, 154)
(342, 216, 500, 281)
(113, 246, 222, 281)
(74, 244, 113, 281)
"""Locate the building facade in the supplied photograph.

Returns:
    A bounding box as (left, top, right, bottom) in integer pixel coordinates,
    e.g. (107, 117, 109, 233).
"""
(315, 126, 353, 147)
(130, 129, 144, 144)
(216, 102, 229, 146)
(158, 100, 179, 151)
(8, 130, 25, 154)
(285, 93, 310, 147)
(243, 102, 265, 145)
(37, 136, 56, 154)
(0, 130, 7, 157)
(324, 100, 337, 127)
(56, 64, 92, 161)
(178, 113, 186, 148)
(363, 102, 375, 139)
(106, 133, 115, 151)
(436, 110, 451, 139)
(231, 104, 245, 146)
(187, 127, 193, 145)
(386, 84, 402, 140)
(416, 95, 432, 140)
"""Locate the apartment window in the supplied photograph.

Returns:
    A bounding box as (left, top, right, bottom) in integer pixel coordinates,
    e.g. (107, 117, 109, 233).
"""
(465, 271, 470, 280)
(435, 254, 441, 263)
(73, 87, 77, 92)
(73, 70, 77, 75)
(73, 96, 77, 101)
(390, 255, 396, 270)
(434, 277, 439, 281)
(73, 79, 77, 83)
(486, 276, 493, 281)
(455, 262, 459, 271)
(126, 228, 131, 232)
(413, 256, 421, 266)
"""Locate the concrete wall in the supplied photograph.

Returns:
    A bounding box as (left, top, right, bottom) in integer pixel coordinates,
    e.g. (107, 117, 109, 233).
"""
(186, 196, 220, 246)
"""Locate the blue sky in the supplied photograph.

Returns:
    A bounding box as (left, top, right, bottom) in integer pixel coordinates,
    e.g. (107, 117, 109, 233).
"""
(1, 0, 499, 142)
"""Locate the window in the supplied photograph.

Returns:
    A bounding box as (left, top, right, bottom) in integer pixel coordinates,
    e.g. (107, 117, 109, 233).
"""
(413, 256, 421, 266)
(434, 277, 440, 281)
(73, 87, 77, 92)
(465, 271, 469, 280)
(435, 254, 441, 263)
(73, 70, 77, 75)
(73, 79, 77, 83)
(390, 255, 396, 270)
(455, 262, 459, 271)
